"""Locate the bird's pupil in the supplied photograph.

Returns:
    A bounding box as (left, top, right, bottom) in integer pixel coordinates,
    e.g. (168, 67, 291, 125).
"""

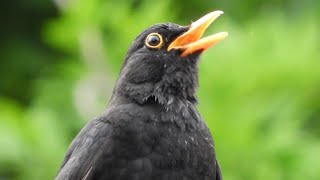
(148, 35, 160, 46)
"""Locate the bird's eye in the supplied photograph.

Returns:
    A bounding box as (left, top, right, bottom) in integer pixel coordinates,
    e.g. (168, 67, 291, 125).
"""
(145, 33, 163, 49)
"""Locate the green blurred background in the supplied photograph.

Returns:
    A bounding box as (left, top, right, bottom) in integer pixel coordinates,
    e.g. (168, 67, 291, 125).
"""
(1, 0, 320, 179)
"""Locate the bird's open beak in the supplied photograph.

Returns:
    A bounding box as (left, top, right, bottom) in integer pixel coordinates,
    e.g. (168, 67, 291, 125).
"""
(167, 10, 228, 57)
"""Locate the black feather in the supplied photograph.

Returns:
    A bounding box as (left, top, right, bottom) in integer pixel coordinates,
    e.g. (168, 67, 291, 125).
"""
(56, 22, 222, 180)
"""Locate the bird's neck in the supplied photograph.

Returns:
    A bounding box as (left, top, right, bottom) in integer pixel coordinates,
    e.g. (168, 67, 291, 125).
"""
(114, 81, 198, 111)
(108, 94, 201, 131)
(114, 70, 199, 109)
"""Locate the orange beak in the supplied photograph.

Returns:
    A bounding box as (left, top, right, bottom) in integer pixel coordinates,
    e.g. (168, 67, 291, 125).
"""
(167, 10, 228, 57)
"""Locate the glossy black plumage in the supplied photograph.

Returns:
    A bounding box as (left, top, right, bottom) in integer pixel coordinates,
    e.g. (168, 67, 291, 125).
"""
(56, 22, 222, 180)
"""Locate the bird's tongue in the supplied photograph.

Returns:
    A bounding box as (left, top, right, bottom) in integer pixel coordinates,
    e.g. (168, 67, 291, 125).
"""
(167, 10, 228, 57)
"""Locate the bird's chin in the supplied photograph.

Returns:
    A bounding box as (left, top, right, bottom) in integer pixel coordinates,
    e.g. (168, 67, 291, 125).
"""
(179, 50, 202, 62)
(185, 50, 203, 58)
(170, 49, 202, 61)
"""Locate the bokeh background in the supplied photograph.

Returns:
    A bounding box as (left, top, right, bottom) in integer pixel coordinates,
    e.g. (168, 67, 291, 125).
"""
(1, 0, 320, 179)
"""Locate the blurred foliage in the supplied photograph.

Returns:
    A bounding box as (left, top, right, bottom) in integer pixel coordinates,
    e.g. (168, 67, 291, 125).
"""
(0, 0, 319, 179)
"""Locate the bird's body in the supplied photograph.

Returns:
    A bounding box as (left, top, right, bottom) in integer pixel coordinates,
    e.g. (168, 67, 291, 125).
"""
(57, 100, 220, 180)
(56, 11, 227, 180)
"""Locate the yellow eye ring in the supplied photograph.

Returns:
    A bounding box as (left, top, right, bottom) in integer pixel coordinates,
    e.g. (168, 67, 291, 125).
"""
(145, 33, 163, 49)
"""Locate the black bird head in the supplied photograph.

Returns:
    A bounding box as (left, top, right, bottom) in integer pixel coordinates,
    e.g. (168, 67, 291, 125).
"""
(112, 11, 228, 110)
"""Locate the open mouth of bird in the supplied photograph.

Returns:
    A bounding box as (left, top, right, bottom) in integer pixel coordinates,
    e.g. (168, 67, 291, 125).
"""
(167, 10, 228, 57)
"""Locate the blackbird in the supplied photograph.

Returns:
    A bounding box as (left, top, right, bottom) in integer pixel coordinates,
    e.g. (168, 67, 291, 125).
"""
(56, 10, 228, 180)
